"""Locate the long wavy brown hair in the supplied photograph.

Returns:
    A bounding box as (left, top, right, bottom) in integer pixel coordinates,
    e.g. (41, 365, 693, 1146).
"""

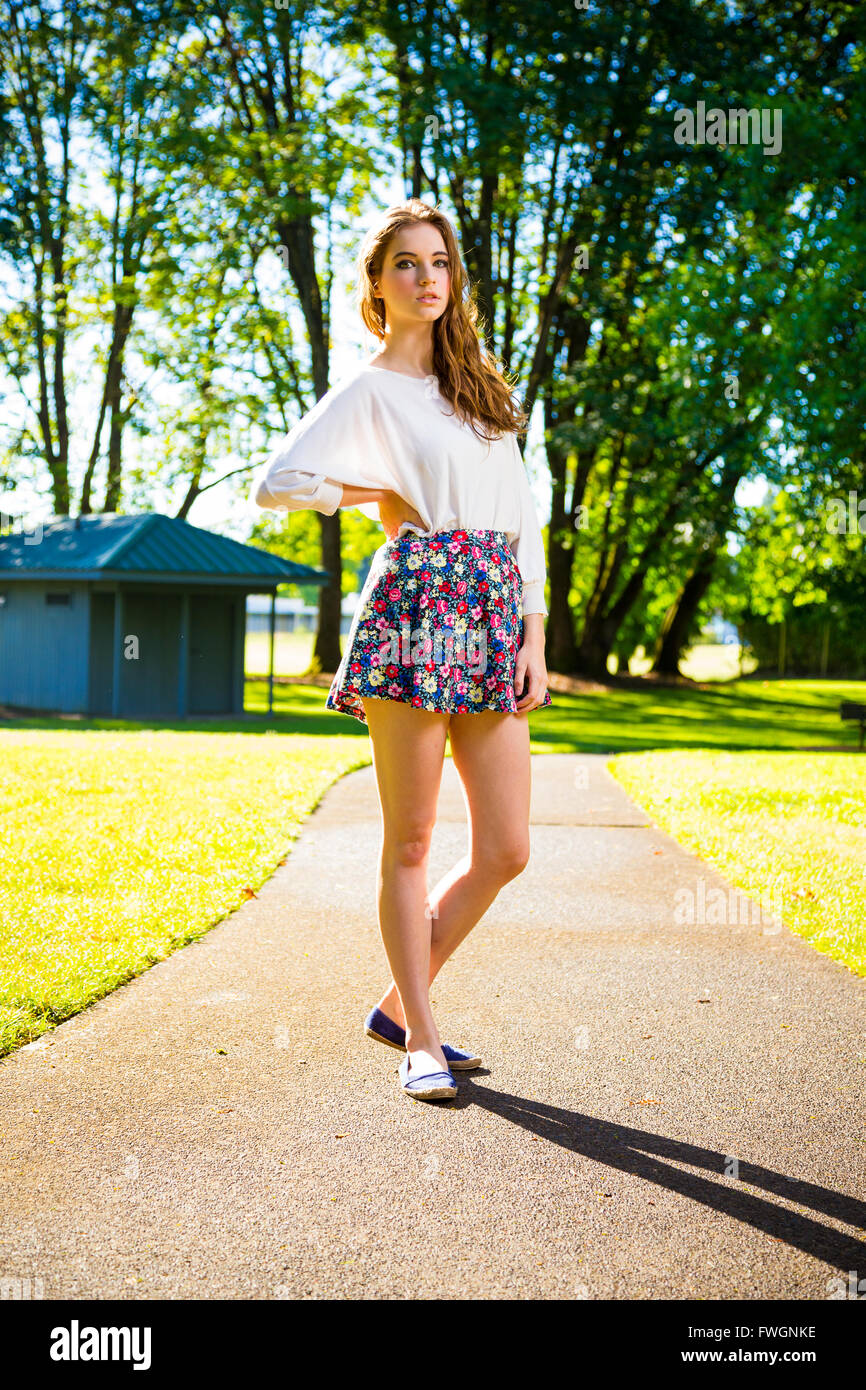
(356, 199, 529, 445)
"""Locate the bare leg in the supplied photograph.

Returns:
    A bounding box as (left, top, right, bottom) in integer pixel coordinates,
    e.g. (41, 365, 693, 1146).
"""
(361, 696, 451, 1073)
(376, 709, 532, 1028)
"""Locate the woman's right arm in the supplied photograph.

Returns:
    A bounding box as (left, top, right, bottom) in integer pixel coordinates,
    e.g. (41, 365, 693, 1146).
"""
(250, 380, 392, 517)
(253, 468, 422, 539)
(338, 484, 425, 538)
(337, 484, 391, 508)
(252, 472, 392, 514)
(249, 377, 423, 535)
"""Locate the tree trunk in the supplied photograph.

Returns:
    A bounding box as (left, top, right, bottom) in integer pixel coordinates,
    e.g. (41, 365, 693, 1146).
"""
(651, 552, 717, 676)
(275, 214, 343, 672)
(312, 510, 344, 674)
(543, 392, 579, 674)
(101, 304, 135, 512)
(575, 621, 618, 680)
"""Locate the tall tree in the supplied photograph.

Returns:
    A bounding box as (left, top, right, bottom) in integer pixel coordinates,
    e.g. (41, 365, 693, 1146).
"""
(0, 0, 91, 511)
(185, 0, 382, 671)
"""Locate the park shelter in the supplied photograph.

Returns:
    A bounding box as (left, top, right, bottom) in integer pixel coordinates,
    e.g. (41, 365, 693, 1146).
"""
(0, 513, 331, 718)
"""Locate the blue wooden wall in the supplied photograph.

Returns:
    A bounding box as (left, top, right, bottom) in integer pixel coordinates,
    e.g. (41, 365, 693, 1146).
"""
(0, 582, 90, 711)
(0, 583, 248, 717)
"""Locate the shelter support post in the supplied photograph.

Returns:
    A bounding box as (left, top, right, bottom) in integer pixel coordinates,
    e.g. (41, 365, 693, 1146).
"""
(178, 592, 190, 718)
(111, 587, 124, 718)
(268, 591, 276, 715)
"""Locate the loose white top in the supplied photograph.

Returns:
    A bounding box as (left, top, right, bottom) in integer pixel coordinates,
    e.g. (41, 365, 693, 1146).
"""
(249, 361, 549, 616)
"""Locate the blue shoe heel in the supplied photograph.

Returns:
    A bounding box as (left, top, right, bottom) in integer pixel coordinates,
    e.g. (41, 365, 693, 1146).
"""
(364, 1005, 407, 1051)
(364, 1005, 482, 1069)
(398, 1052, 457, 1101)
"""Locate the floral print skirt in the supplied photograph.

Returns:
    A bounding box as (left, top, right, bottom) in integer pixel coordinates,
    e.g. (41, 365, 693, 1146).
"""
(325, 528, 553, 726)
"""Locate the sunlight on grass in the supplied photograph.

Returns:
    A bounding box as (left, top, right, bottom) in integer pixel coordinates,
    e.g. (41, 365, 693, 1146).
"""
(609, 750, 866, 976)
(240, 675, 866, 753)
(0, 729, 372, 1055)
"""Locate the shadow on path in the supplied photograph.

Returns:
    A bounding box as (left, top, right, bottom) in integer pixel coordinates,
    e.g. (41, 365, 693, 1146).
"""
(454, 1076, 866, 1273)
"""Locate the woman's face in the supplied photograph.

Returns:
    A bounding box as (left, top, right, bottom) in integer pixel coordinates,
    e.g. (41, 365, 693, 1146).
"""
(373, 222, 451, 327)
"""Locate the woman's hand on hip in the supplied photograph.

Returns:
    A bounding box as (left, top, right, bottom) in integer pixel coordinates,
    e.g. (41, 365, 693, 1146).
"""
(378, 489, 425, 540)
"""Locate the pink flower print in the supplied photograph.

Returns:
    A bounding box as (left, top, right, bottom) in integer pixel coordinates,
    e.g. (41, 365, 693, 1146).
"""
(456, 679, 469, 695)
(387, 587, 401, 601)
(456, 581, 468, 595)
(436, 598, 449, 615)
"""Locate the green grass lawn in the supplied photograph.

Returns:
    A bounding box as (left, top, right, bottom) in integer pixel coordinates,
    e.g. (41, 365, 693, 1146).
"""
(1, 676, 862, 1056)
(609, 750, 866, 977)
(246, 674, 866, 752)
(0, 729, 372, 1056)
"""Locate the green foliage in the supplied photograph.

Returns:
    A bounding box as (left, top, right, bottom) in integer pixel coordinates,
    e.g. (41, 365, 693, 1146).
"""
(717, 485, 866, 675)
(248, 503, 383, 599)
(0, 1, 862, 675)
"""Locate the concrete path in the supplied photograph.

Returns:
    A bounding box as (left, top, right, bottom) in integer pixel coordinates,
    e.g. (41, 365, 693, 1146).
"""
(1, 753, 864, 1300)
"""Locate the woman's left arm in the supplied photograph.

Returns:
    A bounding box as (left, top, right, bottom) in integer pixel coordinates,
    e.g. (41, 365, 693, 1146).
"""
(507, 436, 550, 711)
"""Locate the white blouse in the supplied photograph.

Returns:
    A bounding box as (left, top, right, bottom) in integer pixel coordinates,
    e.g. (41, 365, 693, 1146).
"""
(249, 361, 549, 616)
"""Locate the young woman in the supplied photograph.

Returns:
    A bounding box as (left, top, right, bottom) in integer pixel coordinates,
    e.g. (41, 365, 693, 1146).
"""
(250, 198, 552, 1103)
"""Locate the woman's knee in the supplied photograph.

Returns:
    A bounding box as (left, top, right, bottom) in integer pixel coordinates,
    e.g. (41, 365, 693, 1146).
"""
(475, 836, 531, 882)
(382, 824, 436, 869)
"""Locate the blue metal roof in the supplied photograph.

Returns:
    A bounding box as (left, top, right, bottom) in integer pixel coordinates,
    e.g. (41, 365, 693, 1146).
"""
(0, 513, 331, 587)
